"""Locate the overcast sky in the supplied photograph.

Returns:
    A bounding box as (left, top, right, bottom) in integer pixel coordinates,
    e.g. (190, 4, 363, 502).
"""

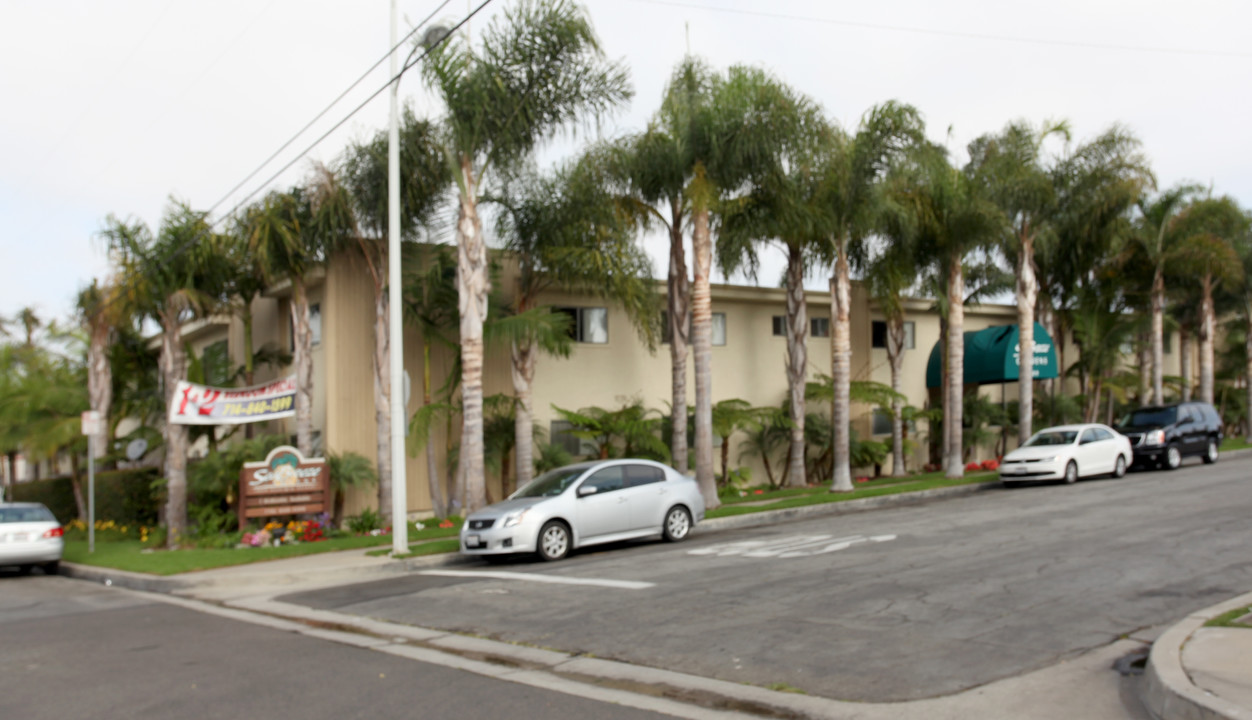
(3, 0, 1249, 327)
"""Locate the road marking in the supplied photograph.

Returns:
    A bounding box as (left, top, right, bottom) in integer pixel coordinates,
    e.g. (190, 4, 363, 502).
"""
(419, 569, 655, 590)
(688, 534, 897, 559)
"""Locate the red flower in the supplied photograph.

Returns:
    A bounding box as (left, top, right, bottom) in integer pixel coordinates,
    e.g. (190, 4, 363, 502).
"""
(981, 459, 1000, 471)
(438, 519, 454, 529)
(753, 489, 764, 495)
(965, 462, 981, 472)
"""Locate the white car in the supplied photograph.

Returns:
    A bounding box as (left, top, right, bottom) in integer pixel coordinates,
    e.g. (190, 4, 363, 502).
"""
(999, 423, 1133, 486)
(0, 502, 64, 574)
(461, 459, 706, 561)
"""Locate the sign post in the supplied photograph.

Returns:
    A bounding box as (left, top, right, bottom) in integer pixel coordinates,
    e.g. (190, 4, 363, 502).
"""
(80, 410, 102, 554)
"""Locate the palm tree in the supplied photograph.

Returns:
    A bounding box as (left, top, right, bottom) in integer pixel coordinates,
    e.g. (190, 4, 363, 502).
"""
(809, 101, 925, 492)
(710, 399, 772, 489)
(903, 145, 1004, 477)
(420, 0, 631, 513)
(102, 202, 230, 543)
(1170, 196, 1248, 404)
(716, 81, 828, 489)
(966, 120, 1070, 445)
(1128, 185, 1200, 403)
(76, 279, 127, 461)
(863, 240, 914, 476)
(339, 107, 450, 519)
(491, 155, 659, 490)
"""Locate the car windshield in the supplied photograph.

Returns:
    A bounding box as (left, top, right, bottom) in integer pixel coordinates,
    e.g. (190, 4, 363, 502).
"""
(1119, 407, 1177, 427)
(1024, 431, 1078, 447)
(511, 466, 588, 498)
(0, 506, 56, 523)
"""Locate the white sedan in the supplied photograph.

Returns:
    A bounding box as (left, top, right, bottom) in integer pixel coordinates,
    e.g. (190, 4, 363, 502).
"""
(999, 424, 1133, 486)
(0, 502, 64, 574)
(461, 459, 706, 561)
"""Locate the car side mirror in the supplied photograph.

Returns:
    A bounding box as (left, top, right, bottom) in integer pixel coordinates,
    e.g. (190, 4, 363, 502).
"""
(577, 485, 598, 497)
(1177, 416, 1192, 426)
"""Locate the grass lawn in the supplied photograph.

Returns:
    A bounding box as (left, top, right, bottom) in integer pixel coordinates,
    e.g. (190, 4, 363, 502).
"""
(1205, 606, 1252, 628)
(1221, 437, 1251, 452)
(64, 523, 462, 576)
(65, 469, 1000, 576)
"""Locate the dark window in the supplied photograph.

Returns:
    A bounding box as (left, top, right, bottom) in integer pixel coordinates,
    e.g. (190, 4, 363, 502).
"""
(624, 464, 665, 487)
(662, 311, 722, 345)
(1163, 332, 1172, 354)
(871, 409, 892, 436)
(811, 317, 830, 338)
(772, 316, 786, 337)
(1093, 427, 1113, 441)
(1079, 429, 1098, 444)
(550, 420, 583, 456)
(582, 466, 625, 494)
(0, 505, 56, 523)
(556, 306, 608, 344)
(872, 320, 915, 350)
(1179, 405, 1198, 424)
(202, 340, 231, 387)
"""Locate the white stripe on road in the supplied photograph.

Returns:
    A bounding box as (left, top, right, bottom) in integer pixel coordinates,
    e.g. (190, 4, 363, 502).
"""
(689, 533, 898, 559)
(419, 569, 655, 590)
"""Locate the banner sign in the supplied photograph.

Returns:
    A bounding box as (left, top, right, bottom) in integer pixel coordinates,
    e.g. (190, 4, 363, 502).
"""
(168, 376, 296, 425)
(238, 445, 328, 525)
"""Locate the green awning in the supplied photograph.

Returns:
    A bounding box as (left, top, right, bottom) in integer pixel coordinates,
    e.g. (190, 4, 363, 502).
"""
(925, 322, 1058, 389)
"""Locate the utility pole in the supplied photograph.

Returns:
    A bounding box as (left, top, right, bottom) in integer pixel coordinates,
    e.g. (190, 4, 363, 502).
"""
(388, 0, 408, 556)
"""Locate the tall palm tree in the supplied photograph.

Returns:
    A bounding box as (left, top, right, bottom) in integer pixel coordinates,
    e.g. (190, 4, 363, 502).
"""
(102, 203, 229, 543)
(966, 120, 1069, 444)
(1170, 196, 1248, 404)
(810, 102, 925, 492)
(716, 83, 828, 488)
(76, 279, 127, 461)
(492, 155, 659, 489)
(339, 107, 450, 518)
(1128, 185, 1200, 403)
(420, 0, 631, 513)
(863, 238, 914, 477)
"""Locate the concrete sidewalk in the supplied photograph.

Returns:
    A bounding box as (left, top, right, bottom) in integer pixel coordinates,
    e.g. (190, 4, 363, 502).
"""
(1142, 590, 1252, 720)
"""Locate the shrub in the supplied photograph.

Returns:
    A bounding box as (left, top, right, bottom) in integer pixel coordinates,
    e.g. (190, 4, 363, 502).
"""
(347, 507, 383, 534)
(12, 467, 160, 526)
(980, 459, 999, 471)
(964, 461, 981, 472)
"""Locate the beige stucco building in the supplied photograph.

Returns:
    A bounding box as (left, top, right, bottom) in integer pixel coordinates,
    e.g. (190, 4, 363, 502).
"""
(174, 250, 1199, 518)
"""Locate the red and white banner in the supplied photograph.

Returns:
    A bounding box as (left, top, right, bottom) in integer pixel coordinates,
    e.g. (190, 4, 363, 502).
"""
(168, 376, 297, 426)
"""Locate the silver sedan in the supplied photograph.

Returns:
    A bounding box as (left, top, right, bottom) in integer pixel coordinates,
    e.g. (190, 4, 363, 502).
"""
(0, 502, 64, 574)
(460, 459, 706, 561)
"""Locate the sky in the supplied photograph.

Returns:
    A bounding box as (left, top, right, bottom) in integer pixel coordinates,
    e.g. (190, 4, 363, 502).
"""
(2, 0, 1250, 327)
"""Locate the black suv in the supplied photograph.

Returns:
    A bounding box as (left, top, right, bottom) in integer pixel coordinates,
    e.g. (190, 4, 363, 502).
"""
(1115, 401, 1223, 470)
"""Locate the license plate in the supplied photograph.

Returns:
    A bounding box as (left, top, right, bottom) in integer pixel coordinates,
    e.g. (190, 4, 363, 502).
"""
(11, 532, 30, 542)
(1012, 466, 1025, 474)
(466, 534, 482, 548)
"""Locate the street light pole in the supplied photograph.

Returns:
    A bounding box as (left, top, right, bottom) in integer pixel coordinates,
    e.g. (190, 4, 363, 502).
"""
(388, 0, 408, 556)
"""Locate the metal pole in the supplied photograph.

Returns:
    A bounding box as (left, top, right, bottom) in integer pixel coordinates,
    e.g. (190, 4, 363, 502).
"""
(388, 0, 409, 556)
(88, 435, 95, 554)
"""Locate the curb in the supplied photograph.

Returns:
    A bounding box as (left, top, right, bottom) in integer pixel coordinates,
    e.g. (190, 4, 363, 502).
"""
(1142, 590, 1252, 720)
(59, 560, 191, 593)
(697, 478, 999, 534)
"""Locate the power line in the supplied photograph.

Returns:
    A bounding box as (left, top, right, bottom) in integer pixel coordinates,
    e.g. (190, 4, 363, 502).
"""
(92, 0, 494, 323)
(627, 0, 1252, 60)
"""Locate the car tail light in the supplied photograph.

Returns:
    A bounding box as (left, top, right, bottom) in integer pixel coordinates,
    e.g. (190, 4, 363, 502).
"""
(42, 526, 64, 539)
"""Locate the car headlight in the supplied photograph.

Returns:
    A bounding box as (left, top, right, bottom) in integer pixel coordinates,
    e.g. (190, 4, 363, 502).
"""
(502, 509, 528, 528)
(1145, 430, 1165, 445)
(1038, 456, 1056, 463)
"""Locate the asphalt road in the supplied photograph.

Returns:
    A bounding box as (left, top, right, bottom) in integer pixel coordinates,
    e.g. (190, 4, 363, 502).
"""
(282, 455, 1252, 703)
(0, 574, 672, 720)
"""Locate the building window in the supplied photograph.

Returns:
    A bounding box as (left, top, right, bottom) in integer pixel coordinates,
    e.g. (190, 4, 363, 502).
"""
(811, 317, 830, 338)
(556, 307, 608, 344)
(872, 320, 915, 350)
(871, 409, 893, 436)
(289, 302, 322, 349)
(712, 313, 726, 346)
(664, 311, 724, 346)
(202, 340, 231, 387)
(1163, 332, 1172, 354)
(772, 316, 786, 337)
(550, 420, 594, 456)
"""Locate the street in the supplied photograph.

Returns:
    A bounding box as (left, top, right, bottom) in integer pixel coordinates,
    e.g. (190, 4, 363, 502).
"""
(0, 574, 672, 720)
(283, 457, 1252, 703)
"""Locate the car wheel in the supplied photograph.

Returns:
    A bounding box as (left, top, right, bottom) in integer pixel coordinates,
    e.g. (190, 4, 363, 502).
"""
(16, 564, 33, 576)
(1112, 455, 1127, 478)
(1064, 461, 1078, 484)
(1202, 438, 1219, 465)
(42, 561, 59, 576)
(537, 521, 570, 562)
(662, 506, 691, 542)
(1165, 444, 1183, 471)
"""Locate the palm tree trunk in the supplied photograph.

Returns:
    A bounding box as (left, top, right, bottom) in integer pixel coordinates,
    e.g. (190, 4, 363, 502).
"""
(88, 322, 111, 461)
(1016, 237, 1037, 445)
(511, 337, 537, 489)
(939, 316, 950, 470)
(456, 159, 490, 514)
(1199, 277, 1215, 405)
(160, 309, 189, 546)
(946, 259, 965, 478)
(1136, 333, 1149, 405)
(242, 308, 256, 440)
(667, 210, 690, 473)
(1245, 318, 1252, 443)
(372, 284, 393, 519)
(887, 318, 906, 477)
(1151, 275, 1165, 404)
(423, 341, 445, 517)
(691, 207, 718, 509)
(69, 452, 85, 522)
(784, 244, 807, 488)
(1180, 325, 1192, 402)
(291, 279, 314, 456)
(830, 243, 853, 492)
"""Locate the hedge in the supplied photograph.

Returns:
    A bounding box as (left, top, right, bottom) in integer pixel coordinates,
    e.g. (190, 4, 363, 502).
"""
(10, 467, 160, 526)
